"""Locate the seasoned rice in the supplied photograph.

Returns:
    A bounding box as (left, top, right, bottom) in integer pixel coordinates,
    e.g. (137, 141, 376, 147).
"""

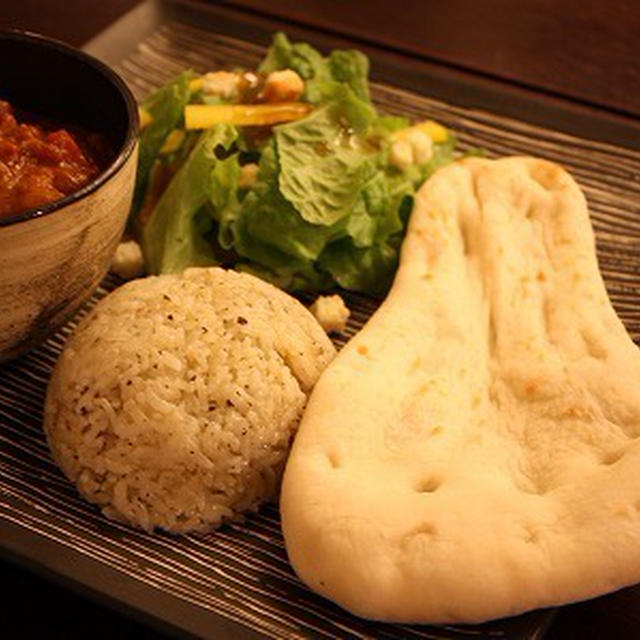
(44, 267, 335, 533)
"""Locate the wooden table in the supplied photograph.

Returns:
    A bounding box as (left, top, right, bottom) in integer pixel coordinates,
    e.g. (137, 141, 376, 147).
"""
(1, 1, 640, 638)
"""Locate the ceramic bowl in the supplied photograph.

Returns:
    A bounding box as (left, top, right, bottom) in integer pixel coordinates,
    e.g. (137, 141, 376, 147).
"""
(0, 30, 138, 362)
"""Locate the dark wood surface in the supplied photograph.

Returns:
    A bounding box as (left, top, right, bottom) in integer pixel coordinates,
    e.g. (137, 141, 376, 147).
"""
(222, 0, 640, 118)
(0, 0, 139, 47)
(1, 1, 640, 638)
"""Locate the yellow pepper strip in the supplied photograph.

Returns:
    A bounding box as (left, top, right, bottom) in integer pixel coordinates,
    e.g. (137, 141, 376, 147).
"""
(184, 102, 313, 129)
(416, 120, 449, 143)
(392, 119, 449, 144)
(138, 106, 153, 130)
(159, 129, 186, 154)
(189, 77, 204, 92)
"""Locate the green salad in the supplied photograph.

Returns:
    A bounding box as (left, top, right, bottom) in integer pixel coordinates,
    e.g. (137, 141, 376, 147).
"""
(130, 33, 456, 296)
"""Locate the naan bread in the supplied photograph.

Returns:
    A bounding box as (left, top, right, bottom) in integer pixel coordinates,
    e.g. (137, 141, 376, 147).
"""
(280, 157, 640, 623)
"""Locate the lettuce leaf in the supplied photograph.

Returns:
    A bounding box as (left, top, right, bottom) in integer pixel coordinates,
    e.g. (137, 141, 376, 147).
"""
(227, 109, 426, 293)
(328, 49, 370, 102)
(231, 35, 456, 295)
(208, 151, 241, 250)
(319, 236, 401, 296)
(141, 125, 238, 274)
(259, 32, 373, 105)
(232, 142, 336, 266)
(132, 34, 458, 298)
(275, 96, 378, 226)
(258, 32, 331, 104)
(133, 70, 195, 217)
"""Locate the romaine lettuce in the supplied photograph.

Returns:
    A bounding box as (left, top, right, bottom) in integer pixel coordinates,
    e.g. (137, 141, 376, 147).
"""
(133, 70, 195, 218)
(275, 96, 378, 226)
(141, 125, 237, 274)
(259, 32, 372, 106)
(134, 34, 457, 297)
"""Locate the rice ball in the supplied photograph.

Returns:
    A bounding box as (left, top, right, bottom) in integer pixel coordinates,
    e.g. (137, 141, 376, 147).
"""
(44, 268, 336, 533)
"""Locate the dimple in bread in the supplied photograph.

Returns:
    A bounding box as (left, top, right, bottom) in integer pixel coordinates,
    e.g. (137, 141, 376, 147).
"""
(280, 157, 640, 623)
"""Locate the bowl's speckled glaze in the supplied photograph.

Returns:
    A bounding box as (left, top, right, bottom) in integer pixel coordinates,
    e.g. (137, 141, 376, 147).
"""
(0, 30, 139, 361)
(0, 146, 138, 361)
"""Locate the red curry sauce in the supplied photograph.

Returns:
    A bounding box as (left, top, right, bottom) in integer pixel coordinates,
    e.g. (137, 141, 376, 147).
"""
(0, 100, 101, 218)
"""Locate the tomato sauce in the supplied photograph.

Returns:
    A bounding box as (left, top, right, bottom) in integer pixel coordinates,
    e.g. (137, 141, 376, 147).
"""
(0, 100, 101, 218)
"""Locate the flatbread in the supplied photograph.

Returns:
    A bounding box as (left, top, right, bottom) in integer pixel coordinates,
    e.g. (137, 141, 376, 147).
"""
(280, 157, 640, 623)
